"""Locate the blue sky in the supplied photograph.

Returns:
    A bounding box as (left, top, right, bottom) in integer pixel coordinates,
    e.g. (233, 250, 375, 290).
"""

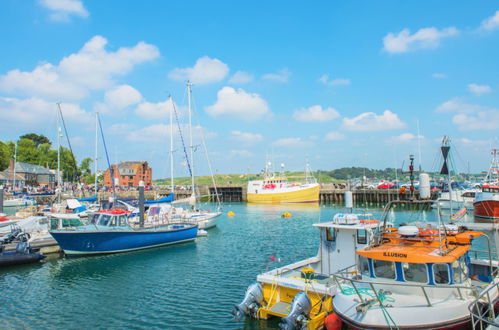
(0, 0, 498, 179)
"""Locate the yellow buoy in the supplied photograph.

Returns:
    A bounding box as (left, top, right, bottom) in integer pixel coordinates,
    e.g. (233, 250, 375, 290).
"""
(227, 211, 235, 217)
(281, 212, 292, 218)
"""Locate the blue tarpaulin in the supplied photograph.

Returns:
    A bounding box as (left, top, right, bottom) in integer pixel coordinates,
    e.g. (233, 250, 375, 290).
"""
(77, 196, 97, 202)
(144, 193, 174, 204)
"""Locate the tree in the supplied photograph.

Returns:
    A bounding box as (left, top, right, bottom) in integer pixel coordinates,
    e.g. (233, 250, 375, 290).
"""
(0, 141, 10, 171)
(80, 157, 93, 177)
(20, 133, 51, 147)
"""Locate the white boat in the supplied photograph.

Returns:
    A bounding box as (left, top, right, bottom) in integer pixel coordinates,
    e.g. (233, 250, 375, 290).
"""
(3, 196, 35, 207)
(432, 188, 479, 210)
(233, 213, 386, 329)
(330, 201, 499, 329)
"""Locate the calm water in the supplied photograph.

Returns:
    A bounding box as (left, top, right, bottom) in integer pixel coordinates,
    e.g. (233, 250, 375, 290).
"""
(0, 202, 490, 329)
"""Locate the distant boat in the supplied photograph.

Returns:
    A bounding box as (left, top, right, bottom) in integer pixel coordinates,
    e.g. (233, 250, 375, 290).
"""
(247, 161, 319, 203)
(50, 209, 198, 255)
(474, 149, 499, 220)
(3, 196, 35, 207)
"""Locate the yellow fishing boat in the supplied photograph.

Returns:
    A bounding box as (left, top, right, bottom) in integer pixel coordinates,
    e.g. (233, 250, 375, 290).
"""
(247, 162, 320, 203)
(233, 213, 383, 329)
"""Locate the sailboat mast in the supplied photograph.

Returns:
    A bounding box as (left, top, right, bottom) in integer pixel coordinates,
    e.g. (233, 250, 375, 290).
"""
(169, 96, 174, 192)
(94, 112, 99, 197)
(13, 141, 17, 189)
(187, 81, 195, 191)
(56, 103, 61, 188)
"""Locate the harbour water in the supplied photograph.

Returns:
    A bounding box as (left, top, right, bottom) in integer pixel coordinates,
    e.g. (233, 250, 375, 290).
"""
(0, 202, 490, 329)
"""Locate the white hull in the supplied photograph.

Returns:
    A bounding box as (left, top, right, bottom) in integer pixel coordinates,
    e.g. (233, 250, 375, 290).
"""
(3, 198, 35, 207)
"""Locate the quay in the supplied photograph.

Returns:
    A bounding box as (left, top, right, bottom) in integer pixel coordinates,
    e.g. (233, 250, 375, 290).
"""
(37, 184, 437, 204)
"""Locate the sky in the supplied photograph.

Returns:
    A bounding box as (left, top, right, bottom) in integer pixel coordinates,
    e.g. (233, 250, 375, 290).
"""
(0, 0, 498, 179)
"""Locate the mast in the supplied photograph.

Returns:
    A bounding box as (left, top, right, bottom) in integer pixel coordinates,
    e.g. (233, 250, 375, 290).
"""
(440, 135, 453, 214)
(13, 141, 17, 189)
(187, 81, 195, 195)
(56, 103, 62, 188)
(169, 96, 174, 192)
(94, 112, 99, 198)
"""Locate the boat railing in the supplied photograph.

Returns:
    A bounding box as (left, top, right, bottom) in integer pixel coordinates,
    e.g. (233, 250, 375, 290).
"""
(468, 280, 499, 329)
(332, 268, 481, 308)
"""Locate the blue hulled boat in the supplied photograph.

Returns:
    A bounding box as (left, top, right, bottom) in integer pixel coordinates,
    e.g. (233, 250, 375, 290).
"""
(50, 209, 198, 255)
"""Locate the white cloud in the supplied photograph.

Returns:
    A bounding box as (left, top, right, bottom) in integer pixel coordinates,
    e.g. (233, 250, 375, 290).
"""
(480, 10, 499, 31)
(69, 136, 85, 147)
(272, 137, 313, 148)
(455, 138, 491, 147)
(39, 0, 89, 21)
(134, 99, 175, 120)
(318, 74, 351, 86)
(386, 133, 424, 144)
(468, 83, 491, 95)
(435, 98, 499, 131)
(205, 87, 270, 121)
(0, 35, 160, 100)
(383, 27, 458, 53)
(107, 123, 136, 135)
(168, 56, 229, 84)
(0, 96, 92, 126)
(228, 71, 254, 84)
(324, 131, 345, 141)
(127, 124, 215, 142)
(435, 98, 485, 114)
(293, 105, 340, 122)
(230, 149, 253, 158)
(432, 73, 447, 79)
(343, 110, 406, 131)
(94, 84, 142, 113)
(230, 130, 263, 145)
(262, 68, 291, 82)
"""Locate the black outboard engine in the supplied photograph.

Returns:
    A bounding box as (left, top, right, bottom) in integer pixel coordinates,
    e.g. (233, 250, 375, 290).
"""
(2, 227, 22, 244)
(16, 241, 29, 254)
(279, 292, 312, 330)
(232, 282, 264, 321)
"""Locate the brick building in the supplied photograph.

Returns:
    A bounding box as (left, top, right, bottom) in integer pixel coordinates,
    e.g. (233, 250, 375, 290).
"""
(104, 161, 152, 187)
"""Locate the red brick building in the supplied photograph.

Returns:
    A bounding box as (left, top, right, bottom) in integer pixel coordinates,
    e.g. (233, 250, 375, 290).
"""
(104, 161, 152, 187)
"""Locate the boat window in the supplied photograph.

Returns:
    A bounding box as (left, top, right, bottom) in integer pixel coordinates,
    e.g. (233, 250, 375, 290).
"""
(402, 263, 428, 283)
(433, 263, 450, 284)
(359, 256, 370, 276)
(452, 257, 468, 283)
(118, 215, 127, 226)
(373, 259, 396, 279)
(326, 228, 336, 242)
(357, 229, 367, 244)
(99, 214, 112, 226)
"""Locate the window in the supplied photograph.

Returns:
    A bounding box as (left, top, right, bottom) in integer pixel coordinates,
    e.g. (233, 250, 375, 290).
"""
(433, 264, 450, 284)
(118, 215, 127, 226)
(326, 228, 336, 242)
(99, 214, 112, 226)
(373, 259, 396, 279)
(359, 256, 370, 276)
(357, 229, 367, 244)
(452, 257, 468, 283)
(402, 263, 428, 283)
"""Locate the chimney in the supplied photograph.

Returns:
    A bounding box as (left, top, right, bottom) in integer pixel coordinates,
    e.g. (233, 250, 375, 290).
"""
(10, 159, 14, 171)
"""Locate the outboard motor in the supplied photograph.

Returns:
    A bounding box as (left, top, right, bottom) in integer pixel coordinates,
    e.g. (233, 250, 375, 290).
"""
(16, 241, 29, 254)
(279, 292, 312, 330)
(232, 282, 264, 321)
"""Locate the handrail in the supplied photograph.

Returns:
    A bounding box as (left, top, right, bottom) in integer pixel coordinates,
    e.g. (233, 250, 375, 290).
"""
(468, 280, 499, 329)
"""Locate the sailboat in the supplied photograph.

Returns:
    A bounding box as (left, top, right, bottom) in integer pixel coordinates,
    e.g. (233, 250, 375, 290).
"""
(149, 82, 221, 230)
(474, 148, 499, 220)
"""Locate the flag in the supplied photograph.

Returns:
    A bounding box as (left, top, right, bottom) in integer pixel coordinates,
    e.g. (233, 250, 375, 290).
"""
(269, 255, 276, 262)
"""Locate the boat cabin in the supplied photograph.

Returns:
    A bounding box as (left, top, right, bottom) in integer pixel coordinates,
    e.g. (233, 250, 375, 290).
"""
(482, 185, 499, 193)
(355, 225, 494, 285)
(89, 209, 131, 228)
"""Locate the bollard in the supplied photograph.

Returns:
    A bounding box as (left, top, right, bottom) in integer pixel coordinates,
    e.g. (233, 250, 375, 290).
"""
(139, 181, 145, 228)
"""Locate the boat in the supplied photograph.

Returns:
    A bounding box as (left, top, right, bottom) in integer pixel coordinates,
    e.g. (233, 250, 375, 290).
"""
(474, 149, 499, 220)
(330, 200, 499, 329)
(233, 212, 385, 329)
(3, 196, 35, 207)
(247, 161, 320, 203)
(0, 241, 46, 267)
(49, 209, 198, 255)
(432, 184, 479, 210)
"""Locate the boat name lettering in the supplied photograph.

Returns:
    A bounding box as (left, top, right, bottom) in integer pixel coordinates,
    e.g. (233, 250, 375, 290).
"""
(383, 252, 408, 258)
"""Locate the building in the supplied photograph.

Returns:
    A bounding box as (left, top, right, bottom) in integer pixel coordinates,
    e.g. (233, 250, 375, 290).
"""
(2, 160, 56, 187)
(0, 171, 26, 188)
(104, 161, 152, 187)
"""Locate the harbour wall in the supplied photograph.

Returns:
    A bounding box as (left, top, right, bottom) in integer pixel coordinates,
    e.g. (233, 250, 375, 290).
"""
(46, 184, 437, 204)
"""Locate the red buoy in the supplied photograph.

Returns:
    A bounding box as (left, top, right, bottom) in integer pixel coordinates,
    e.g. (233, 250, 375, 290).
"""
(325, 313, 342, 330)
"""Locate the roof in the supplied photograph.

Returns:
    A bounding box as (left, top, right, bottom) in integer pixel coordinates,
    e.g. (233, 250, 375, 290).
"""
(114, 161, 149, 176)
(0, 171, 25, 181)
(357, 228, 484, 263)
(10, 162, 53, 175)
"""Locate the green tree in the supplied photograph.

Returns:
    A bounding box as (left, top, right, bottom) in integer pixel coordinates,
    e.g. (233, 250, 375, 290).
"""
(0, 141, 10, 171)
(20, 133, 51, 147)
(80, 157, 93, 177)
